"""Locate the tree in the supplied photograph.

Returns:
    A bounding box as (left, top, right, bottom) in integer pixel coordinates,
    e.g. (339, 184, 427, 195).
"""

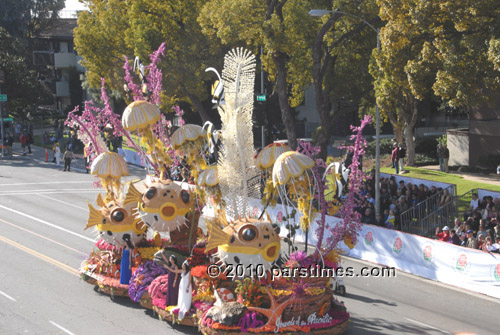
(0, 0, 65, 45)
(371, 0, 438, 166)
(74, 0, 224, 122)
(200, 0, 328, 149)
(0, 28, 52, 119)
(373, 0, 500, 166)
(311, 0, 379, 159)
(424, 0, 500, 107)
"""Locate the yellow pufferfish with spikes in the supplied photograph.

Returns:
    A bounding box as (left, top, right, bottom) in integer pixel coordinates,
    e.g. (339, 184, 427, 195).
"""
(206, 215, 281, 274)
(125, 179, 194, 233)
(86, 193, 146, 248)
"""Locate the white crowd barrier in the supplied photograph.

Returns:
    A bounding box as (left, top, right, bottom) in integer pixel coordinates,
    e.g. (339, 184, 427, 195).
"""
(477, 188, 500, 201)
(118, 148, 146, 167)
(203, 199, 500, 299)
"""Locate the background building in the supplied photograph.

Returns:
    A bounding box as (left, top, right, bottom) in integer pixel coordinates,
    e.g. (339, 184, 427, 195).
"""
(32, 18, 84, 114)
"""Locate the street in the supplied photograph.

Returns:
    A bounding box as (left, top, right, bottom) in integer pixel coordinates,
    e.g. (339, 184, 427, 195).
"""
(1, 147, 499, 335)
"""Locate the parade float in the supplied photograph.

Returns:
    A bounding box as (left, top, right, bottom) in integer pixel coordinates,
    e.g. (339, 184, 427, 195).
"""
(70, 45, 371, 334)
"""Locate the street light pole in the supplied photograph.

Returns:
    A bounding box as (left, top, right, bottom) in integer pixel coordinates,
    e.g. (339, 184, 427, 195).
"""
(375, 29, 381, 217)
(308, 9, 381, 216)
(0, 70, 4, 158)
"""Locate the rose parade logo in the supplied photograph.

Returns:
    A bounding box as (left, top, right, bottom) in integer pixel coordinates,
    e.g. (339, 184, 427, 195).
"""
(392, 237, 403, 255)
(252, 206, 259, 218)
(455, 253, 470, 272)
(423, 245, 433, 264)
(364, 231, 374, 246)
(493, 264, 500, 282)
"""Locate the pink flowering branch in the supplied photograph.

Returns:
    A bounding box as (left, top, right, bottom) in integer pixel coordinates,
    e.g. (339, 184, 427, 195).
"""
(321, 115, 372, 258)
(123, 56, 143, 100)
(173, 105, 185, 126)
(65, 102, 105, 158)
(146, 42, 165, 106)
(99, 78, 158, 172)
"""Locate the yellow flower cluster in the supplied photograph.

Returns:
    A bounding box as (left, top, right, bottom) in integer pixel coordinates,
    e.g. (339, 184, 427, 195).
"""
(284, 176, 317, 231)
(262, 179, 277, 206)
(165, 305, 178, 312)
(259, 286, 325, 296)
(192, 291, 215, 303)
(137, 247, 161, 260)
(325, 249, 341, 264)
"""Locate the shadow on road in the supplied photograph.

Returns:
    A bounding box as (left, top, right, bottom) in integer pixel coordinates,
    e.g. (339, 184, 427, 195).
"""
(347, 316, 444, 335)
(343, 292, 398, 307)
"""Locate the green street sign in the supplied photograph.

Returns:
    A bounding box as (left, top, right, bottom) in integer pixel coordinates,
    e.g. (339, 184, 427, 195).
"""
(0, 94, 7, 102)
(2, 117, 13, 122)
(256, 94, 266, 102)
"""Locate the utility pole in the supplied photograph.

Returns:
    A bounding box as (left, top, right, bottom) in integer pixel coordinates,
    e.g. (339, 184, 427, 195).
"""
(260, 46, 265, 148)
(0, 70, 5, 157)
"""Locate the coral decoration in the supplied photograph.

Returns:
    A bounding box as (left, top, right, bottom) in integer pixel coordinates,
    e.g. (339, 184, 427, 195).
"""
(246, 287, 297, 332)
(129, 260, 166, 302)
(148, 274, 170, 309)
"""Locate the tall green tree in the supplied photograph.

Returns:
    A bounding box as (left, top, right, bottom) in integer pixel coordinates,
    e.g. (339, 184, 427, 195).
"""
(0, 28, 52, 119)
(0, 0, 65, 43)
(311, 0, 379, 158)
(74, 0, 224, 122)
(373, 0, 500, 166)
(371, 0, 438, 166)
(200, 0, 327, 149)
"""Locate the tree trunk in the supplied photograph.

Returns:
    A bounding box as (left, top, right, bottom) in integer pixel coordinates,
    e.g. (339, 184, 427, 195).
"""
(312, 16, 337, 160)
(391, 122, 404, 144)
(404, 101, 419, 166)
(186, 91, 212, 124)
(273, 52, 297, 150)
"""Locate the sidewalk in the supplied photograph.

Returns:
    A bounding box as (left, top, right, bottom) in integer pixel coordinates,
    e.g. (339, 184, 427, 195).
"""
(420, 164, 500, 186)
(0, 142, 88, 173)
(1, 143, 145, 174)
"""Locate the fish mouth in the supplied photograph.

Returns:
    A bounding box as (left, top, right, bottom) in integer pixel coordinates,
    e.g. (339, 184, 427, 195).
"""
(263, 242, 280, 262)
(161, 205, 176, 220)
(267, 246, 277, 258)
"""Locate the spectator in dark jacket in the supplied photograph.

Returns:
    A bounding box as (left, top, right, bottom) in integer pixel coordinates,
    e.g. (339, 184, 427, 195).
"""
(449, 229, 461, 245)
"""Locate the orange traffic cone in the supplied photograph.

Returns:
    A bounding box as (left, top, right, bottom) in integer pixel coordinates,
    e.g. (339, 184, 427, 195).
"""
(45, 149, 48, 162)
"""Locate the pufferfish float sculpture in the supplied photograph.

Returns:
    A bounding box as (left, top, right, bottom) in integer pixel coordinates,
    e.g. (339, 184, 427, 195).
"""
(206, 217, 281, 273)
(125, 179, 197, 246)
(86, 192, 147, 249)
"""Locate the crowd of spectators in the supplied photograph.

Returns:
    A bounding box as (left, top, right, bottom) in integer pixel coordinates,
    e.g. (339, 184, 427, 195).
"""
(434, 192, 500, 252)
(355, 175, 452, 230)
(435, 215, 500, 253)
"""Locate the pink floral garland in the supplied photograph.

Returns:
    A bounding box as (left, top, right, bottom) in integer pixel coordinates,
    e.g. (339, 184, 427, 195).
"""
(321, 115, 371, 257)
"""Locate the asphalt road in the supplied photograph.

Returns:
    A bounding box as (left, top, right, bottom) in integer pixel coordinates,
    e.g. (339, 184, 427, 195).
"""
(1, 146, 499, 335)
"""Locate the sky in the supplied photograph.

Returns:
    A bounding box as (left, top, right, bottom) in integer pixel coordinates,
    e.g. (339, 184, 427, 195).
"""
(64, 0, 87, 11)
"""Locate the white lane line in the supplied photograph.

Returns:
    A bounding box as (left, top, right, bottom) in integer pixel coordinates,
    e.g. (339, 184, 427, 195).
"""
(0, 190, 100, 196)
(0, 181, 90, 186)
(405, 318, 449, 333)
(0, 290, 17, 302)
(0, 204, 95, 243)
(0, 218, 88, 256)
(49, 321, 76, 335)
(0, 188, 98, 193)
(36, 193, 88, 211)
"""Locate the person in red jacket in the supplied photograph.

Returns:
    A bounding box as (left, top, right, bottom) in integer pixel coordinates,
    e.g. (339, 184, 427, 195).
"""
(391, 144, 399, 174)
(435, 226, 451, 242)
(19, 132, 28, 155)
